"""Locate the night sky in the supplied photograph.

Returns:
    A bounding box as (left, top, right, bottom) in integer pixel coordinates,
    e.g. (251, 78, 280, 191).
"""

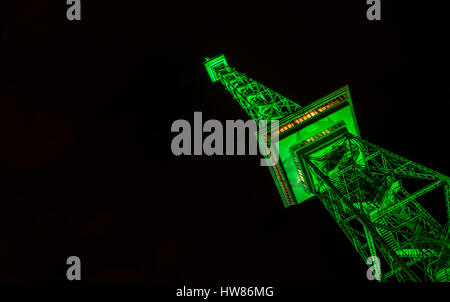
(0, 1, 447, 284)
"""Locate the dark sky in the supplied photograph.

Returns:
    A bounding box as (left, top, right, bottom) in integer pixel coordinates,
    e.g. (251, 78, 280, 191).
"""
(0, 1, 446, 283)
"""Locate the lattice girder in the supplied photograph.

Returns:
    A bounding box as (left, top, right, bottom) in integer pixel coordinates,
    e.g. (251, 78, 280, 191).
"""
(304, 133, 450, 281)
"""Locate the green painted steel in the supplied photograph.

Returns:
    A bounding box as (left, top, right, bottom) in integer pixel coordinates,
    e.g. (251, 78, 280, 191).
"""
(204, 54, 302, 122)
(204, 54, 450, 281)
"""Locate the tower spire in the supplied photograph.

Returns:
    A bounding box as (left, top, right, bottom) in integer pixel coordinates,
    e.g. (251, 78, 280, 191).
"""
(204, 54, 301, 121)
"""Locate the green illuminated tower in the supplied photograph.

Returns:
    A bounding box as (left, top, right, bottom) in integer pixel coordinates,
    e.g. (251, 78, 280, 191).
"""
(204, 54, 450, 282)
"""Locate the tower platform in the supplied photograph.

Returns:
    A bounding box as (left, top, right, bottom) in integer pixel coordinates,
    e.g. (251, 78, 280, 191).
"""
(262, 85, 360, 207)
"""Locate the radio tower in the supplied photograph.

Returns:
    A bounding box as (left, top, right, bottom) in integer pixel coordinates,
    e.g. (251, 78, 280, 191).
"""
(204, 54, 450, 282)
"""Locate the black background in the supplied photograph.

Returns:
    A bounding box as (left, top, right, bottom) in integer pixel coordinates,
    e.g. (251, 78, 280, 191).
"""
(0, 0, 447, 283)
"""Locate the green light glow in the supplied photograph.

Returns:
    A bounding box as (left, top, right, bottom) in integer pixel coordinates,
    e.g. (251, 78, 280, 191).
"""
(205, 53, 450, 282)
(204, 54, 228, 82)
(277, 86, 359, 205)
(204, 54, 301, 121)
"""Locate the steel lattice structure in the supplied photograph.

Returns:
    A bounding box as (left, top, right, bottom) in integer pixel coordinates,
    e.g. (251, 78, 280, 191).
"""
(204, 54, 301, 121)
(204, 54, 450, 281)
(305, 133, 450, 281)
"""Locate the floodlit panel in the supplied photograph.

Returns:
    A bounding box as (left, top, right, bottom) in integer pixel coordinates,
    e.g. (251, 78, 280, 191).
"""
(266, 86, 360, 207)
